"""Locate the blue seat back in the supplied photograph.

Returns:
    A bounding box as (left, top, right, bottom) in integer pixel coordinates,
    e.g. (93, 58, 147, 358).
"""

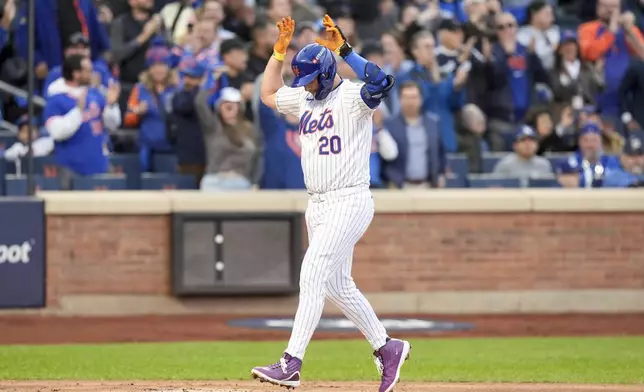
(141, 173, 197, 189)
(445, 174, 467, 188)
(0, 135, 17, 150)
(5, 175, 61, 195)
(528, 177, 560, 188)
(109, 154, 141, 189)
(72, 174, 128, 190)
(446, 154, 469, 178)
(482, 153, 507, 173)
(33, 155, 60, 178)
(467, 175, 521, 188)
(544, 153, 570, 172)
(152, 154, 178, 173)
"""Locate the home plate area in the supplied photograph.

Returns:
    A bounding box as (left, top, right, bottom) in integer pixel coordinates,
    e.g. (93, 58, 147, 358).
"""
(0, 381, 642, 392)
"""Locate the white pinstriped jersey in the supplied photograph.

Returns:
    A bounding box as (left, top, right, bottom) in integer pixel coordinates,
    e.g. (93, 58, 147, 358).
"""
(275, 80, 375, 194)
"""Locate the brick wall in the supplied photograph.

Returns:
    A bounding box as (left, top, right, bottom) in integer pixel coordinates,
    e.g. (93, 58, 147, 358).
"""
(45, 212, 644, 306)
(46, 216, 171, 306)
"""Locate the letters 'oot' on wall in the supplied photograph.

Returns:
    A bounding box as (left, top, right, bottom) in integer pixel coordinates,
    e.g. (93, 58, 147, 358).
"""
(0, 199, 46, 308)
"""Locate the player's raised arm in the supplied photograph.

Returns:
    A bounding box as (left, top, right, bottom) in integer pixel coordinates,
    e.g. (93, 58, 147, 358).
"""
(260, 16, 295, 110)
(315, 14, 395, 109)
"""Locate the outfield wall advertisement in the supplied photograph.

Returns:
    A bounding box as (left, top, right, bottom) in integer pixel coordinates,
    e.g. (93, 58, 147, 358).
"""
(0, 199, 45, 308)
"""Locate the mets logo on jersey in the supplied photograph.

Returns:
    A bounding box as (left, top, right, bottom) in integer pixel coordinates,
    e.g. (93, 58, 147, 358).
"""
(299, 109, 334, 135)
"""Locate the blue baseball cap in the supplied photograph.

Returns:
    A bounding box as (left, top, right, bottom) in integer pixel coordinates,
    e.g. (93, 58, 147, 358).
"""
(579, 121, 602, 136)
(145, 46, 171, 67)
(515, 125, 539, 141)
(560, 30, 577, 43)
(15, 114, 37, 128)
(179, 56, 207, 78)
(625, 136, 644, 155)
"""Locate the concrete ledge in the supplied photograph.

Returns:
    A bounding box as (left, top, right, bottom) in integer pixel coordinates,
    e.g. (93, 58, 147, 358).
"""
(39, 191, 173, 215)
(4, 290, 643, 316)
(38, 189, 644, 215)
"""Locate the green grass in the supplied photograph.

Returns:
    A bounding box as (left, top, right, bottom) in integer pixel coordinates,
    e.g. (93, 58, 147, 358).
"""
(0, 337, 643, 384)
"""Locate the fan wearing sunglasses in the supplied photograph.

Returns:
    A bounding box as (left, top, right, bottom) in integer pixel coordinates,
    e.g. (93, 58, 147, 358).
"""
(484, 12, 551, 152)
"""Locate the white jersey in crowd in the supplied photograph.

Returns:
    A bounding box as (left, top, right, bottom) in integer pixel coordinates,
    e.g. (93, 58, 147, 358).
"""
(275, 80, 374, 193)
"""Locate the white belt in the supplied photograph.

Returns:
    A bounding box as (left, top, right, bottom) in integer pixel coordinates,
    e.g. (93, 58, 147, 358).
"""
(307, 185, 369, 203)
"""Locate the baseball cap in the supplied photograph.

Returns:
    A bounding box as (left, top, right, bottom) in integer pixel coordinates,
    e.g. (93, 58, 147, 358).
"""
(560, 30, 577, 44)
(624, 136, 644, 155)
(437, 18, 462, 32)
(579, 121, 602, 136)
(68, 32, 89, 47)
(217, 87, 242, 105)
(179, 56, 206, 78)
(145, 46, 171, 67)
(15, 114, 36, 128)
(515, 125, 539, 141)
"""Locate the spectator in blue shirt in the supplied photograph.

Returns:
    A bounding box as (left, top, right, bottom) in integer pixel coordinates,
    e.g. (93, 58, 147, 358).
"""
(44, 33, 113, 97)
(557, 121, 622, 188)
(603, 134, 644, 187)
(485, 12, 550, 151)
(398, 30, 469, 153)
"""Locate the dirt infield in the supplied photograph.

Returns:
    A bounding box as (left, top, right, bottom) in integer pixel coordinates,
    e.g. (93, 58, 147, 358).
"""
(1, 313, 644, 345)
(0, 381, 642, 392)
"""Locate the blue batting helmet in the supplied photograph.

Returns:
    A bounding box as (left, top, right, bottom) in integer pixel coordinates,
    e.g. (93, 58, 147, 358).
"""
(291, 43, 337, 100)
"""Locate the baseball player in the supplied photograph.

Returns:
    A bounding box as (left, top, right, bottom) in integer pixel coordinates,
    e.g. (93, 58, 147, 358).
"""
(250, 15, 411, 392)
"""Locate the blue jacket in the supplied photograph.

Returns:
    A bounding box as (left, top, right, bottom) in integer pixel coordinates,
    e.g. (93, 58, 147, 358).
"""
(43, 82, 116, 175)
(558, 152, 621, 188)
(258, 100, 305, 190)
(382, 113, 446, 188)
(124, 83, 177, 171)
(486, 43, 550, 123)
(14, 0, 110, 69)
(398, 64, 465, 152)
(603, 166, 644, 187)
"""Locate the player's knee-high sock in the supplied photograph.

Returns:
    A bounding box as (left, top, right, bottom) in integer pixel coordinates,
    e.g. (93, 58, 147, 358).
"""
(326, 257, 388, 350)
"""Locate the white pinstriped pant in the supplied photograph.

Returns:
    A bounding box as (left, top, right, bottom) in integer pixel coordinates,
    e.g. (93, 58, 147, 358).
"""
(285, 186, 389, 359)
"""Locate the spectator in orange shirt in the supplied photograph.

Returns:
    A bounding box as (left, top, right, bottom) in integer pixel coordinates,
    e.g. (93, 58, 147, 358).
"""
(578, 0, 644, 117)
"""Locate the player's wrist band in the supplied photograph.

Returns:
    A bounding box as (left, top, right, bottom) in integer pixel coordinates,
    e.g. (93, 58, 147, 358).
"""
(272, 51, 285, 61)
(337, 42, 353, 58)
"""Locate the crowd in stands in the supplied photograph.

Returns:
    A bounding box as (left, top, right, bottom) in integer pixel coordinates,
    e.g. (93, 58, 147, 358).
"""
(0, 0, 642, 194)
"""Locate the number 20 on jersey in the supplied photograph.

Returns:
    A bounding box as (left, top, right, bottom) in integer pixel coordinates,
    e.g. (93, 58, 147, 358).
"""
(319, 135, 341, 155)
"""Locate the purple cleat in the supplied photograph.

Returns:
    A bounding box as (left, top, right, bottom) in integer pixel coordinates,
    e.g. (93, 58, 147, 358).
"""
(251, 353, 302, 389)
(373, 338, 412, 392)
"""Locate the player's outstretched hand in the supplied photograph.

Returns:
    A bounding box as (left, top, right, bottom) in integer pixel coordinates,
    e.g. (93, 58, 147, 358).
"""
(315, 14, 346, 52)
(274, 16, 295, 55)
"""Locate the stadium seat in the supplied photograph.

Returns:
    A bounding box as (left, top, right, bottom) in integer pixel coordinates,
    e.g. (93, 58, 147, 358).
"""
(4, 175, 61, 195)
(152, 153, 178, 173)
(446, 154, 469, 178)
(109, 154, 141, 189)
(0, 160, 5, 195)
(482, 153, 508, 173)
(4, 157, 25, 175)
(33, 155, 59, 178)
(529, 176, 561, 188)
(445, 174, 467, 188)
(0, 134, 17, 150)
(72, 174, 128, 190)
(501, 132, 516, 151)
(467, 174, 521, 188)
(141, 173, 198, 190)
(544, 153, 569, 171)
